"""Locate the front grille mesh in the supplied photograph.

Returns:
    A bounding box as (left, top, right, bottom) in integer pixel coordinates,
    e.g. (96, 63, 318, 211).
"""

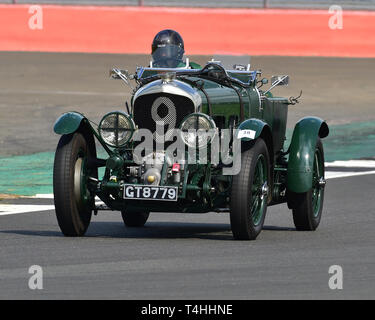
(133, 93, 195, 143)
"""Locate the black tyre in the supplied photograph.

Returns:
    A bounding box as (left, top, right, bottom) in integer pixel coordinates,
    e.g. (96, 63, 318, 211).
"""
(230, 138, 270, 240)
(53, 132, 96, 236)
(121, 211, 150, 227)
(290, 139, 325, 231)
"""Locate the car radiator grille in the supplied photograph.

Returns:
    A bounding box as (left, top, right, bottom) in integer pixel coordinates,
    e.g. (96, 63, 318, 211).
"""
(133, 93, 195, 144)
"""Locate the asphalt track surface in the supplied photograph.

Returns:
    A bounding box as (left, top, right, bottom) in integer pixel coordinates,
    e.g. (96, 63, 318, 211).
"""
(0, 53, 374, 299)
(1, 172, 374, 299)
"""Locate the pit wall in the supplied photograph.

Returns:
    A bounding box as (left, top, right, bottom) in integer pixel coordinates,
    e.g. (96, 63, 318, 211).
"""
(1, 4, 375, 57)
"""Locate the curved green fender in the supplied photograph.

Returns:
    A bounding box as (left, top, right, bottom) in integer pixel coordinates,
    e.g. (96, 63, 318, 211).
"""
(54, 112, 86, 135)
(287, 116, 329, 193)
(236, 119, 273, 162)
(236, 118, 271, 142)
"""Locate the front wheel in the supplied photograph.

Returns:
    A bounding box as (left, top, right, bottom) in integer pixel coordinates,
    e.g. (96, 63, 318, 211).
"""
(290, 139, 325, 231)
(230, 138, 270, 240)
(53, 132, 96, 236)
(121, 211, 150, 227)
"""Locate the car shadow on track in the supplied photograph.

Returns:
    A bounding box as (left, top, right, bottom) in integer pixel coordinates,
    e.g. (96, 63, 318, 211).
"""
(87, 221, 235, 240)
(263, 226, 295, 231)
(86, 222, 295, 240)
(0, 230, 63, 237)
(0, 223, 295, 240)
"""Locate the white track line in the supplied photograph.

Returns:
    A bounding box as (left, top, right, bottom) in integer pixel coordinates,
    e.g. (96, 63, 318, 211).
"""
(0, 205, 55, 216)
(34, 194, 54, 199)
(0, 200, 105, 216)
(30, 193, 100, 203)
(326, 170, 375, 179)
(325, 160, 375, 168)
(2, 160, 374, 216)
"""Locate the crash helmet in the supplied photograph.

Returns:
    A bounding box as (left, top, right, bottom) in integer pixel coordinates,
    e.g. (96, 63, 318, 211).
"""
(151, 29, 185, 67)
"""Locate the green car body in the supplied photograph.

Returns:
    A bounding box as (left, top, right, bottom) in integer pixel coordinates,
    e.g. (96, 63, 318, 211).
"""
(53, 59, 329, 239)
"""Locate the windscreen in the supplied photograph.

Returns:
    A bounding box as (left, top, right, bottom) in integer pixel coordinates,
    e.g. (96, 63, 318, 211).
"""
(211, 54, 251, 71)
(210, 54, 254, 84)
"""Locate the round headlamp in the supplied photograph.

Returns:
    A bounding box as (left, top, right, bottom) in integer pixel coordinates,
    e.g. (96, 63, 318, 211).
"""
(179, 113, 216, 148)
(99, 111, 135, 147)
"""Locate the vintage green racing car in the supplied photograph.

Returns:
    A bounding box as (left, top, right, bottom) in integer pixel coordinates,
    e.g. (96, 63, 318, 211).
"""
(53, 53, 329, 240)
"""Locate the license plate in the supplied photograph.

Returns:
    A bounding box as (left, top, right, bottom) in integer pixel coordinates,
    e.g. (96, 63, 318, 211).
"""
(123, 184, 178, 201)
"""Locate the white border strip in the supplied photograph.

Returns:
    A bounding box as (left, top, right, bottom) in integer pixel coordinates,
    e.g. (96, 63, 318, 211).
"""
(326, 170, 375, 179)
(325, 160, 375, 168)
(34, 194, 54, 199)
(0, 205, 55, 216)
(2, 160, 373, 216)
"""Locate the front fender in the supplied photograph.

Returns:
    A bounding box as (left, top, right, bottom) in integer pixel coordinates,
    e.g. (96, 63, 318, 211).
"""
(236, 119, 273, 162)
(287, 116, 329, 193)
(53, 112, 86, 135)
(236, 118, 270, 141)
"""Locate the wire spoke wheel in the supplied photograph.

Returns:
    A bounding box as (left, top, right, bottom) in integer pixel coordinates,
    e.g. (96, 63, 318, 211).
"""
(251, 155, 268, 226)
(290, 138, 325, 231)
(53, 132, 96, 236)
(230, 138, 270, 240)
(73, 151, 92, 212)
(312, 148, 324, 217)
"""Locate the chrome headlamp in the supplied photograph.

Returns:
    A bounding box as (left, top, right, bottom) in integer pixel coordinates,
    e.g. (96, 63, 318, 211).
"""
(179, 113, 216, 149)
(98, 111, 135, 147)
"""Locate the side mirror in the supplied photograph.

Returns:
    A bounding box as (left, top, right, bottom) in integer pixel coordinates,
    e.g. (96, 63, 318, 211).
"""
(109, 68, 134, 90)
(261, 78, 268, 85)
(271, 75, 289, 86)
(109, 68, 129, 79)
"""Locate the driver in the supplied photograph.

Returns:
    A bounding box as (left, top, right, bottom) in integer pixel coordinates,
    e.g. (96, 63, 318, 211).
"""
(151, 29, 201, 69)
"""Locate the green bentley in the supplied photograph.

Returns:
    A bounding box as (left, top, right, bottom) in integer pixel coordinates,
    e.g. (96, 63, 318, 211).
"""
(53, 55, 329, 240)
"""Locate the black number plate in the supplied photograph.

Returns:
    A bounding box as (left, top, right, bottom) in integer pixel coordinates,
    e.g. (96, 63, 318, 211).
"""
(123, 184, 178, 201)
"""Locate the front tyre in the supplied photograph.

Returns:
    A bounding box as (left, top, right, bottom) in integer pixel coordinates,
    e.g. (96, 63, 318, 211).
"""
(290, 139, 325, 231)
(230, 138, 270, 240)
(121, 211, 150, 227)
(53, 132, 96, 236)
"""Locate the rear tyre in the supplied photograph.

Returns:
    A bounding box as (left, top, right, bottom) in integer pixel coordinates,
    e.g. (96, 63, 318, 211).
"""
(53, 132, 96, 236)
(121, 211, 150, 227)
(230, 138, 270, 240)
(291, 139, 325, 231)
